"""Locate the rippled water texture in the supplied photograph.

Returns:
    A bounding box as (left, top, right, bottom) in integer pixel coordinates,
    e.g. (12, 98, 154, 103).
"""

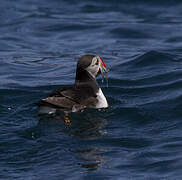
(1, 0, 182, 179)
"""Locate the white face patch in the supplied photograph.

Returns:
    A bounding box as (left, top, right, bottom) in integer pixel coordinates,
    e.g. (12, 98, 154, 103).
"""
(85, 56, 101, 77)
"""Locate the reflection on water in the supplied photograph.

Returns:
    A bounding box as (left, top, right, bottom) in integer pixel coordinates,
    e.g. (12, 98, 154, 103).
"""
(71, 147, 107, 171)
(38, 109, 108, 137)
(37, 109, 108, 170)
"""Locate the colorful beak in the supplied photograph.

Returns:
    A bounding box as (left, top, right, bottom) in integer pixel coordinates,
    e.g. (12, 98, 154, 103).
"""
(100, 58, 108, 72)
(99, 57, 108, 86)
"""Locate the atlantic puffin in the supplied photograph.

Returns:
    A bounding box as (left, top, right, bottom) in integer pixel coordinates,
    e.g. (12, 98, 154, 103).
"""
(36, 55, 108, 115)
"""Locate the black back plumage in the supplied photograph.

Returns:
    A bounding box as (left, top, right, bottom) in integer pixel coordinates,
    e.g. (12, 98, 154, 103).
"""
(36, 55, 100, 111)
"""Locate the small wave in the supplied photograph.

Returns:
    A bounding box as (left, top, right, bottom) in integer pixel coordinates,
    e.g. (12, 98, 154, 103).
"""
(43, 23, 102, 32)
(126, 51, 178, 67)
(110, 27, 151, 39)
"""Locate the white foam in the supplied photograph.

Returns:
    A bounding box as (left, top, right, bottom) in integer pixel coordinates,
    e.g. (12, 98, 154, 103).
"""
(38, 106, 56, 114)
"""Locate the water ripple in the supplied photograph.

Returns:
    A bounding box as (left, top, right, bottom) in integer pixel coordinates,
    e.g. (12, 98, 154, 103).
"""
(1, 0, 182, 179)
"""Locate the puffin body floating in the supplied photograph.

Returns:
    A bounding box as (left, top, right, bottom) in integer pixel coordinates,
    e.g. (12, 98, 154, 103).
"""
(36, 55, 108, 114)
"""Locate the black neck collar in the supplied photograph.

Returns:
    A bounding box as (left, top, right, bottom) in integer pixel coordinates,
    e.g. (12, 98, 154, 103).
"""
(75, 67, 93, 82)
(75, 67, 99, 92)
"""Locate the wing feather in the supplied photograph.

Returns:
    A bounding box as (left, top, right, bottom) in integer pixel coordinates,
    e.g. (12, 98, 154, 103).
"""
(42, 97, 76, 109)
(36, 82, 98, 111)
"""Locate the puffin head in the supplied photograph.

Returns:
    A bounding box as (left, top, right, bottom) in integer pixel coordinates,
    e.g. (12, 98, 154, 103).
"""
(77, 54, 108, 79)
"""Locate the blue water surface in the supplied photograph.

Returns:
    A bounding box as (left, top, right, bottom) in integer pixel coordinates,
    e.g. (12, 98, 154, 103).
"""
(1, 0, 182, 179)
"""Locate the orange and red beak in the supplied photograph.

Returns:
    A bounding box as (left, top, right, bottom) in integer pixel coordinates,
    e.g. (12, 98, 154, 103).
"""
(97, 57, 108, 86)
(99, 57, 108, 74)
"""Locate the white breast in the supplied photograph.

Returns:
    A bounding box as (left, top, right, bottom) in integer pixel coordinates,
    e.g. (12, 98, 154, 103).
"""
(96, 88, 108, 108)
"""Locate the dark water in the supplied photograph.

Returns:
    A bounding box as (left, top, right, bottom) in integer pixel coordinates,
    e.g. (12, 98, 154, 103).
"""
(1, 0, 182, 179)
